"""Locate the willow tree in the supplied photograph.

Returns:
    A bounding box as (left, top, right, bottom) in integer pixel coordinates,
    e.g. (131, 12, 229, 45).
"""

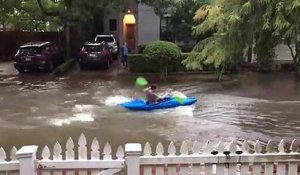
(183, 0, 251, 80)
(184, 0, 300, 78)
(263, 0, 300, 75)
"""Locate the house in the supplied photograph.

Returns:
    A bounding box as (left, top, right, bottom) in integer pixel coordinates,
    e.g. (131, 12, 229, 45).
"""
(250, 44, 295, 71)
(102, 0, 160, 53)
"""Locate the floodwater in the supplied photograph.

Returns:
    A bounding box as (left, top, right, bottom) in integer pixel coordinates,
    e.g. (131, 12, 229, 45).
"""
(0, 70, 299, 153)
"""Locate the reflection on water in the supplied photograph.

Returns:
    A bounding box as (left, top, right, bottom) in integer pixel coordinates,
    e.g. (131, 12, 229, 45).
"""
(0, 72, 299, 150)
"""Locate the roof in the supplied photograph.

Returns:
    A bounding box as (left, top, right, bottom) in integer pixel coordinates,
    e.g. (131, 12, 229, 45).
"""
(20, 41, 51, 48)
(95, 34, 114, 37)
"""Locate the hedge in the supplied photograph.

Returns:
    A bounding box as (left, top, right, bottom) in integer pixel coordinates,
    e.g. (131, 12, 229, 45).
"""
(129, 53, 216, 73)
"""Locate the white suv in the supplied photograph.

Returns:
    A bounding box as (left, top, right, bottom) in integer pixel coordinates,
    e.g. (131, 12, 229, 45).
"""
(95, 35, 118, 59)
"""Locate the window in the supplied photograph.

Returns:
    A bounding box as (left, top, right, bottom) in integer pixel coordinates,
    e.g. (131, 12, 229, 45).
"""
(109, 19, 117, 31)
(95, 36, 114, 43)
(84, 45, 103, 52)
(18, 47, 41, 56)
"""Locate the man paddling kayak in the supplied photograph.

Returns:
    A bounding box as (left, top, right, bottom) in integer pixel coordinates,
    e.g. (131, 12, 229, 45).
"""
(144, 84, 169, 104)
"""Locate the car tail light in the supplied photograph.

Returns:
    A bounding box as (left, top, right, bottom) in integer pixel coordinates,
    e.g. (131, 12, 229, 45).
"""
(80, 48, 87, 56)
(98, 48, 104, 54)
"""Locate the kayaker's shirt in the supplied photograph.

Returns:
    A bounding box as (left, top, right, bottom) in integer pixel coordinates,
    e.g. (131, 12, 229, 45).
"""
(146, 90, 159, 104)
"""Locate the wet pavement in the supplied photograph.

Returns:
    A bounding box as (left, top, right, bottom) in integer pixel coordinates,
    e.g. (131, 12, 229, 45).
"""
(0, 61, 299, 152)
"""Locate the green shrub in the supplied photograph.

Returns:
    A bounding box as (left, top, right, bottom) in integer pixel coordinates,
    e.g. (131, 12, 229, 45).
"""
(128, 54, 160, 73)
(143, 41, 181, 72)
(129, 53, 189, 73)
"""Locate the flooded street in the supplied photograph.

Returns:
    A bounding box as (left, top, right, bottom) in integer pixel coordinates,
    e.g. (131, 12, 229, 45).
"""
(0, 69, 299, 152)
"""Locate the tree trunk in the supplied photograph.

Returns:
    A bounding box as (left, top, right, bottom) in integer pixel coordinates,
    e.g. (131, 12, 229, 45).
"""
(66, 22, 70, 59)
(297, 64, 300, 77)
(216, 64, 225, 81)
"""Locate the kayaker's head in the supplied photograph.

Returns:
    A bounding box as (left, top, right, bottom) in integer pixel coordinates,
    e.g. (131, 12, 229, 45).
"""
(150, 84, 157, 90)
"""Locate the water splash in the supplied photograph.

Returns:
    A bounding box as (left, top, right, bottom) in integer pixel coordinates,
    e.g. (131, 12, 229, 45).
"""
(155, 105, 196, 117)
(50, 105, 97, 126)
(51, 112, 94, 126)
(104, 96, 132, 106)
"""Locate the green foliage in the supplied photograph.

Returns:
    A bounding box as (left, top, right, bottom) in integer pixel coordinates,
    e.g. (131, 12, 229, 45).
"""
(185, 0, 248, 74)
(143, 41, 181, 61)
(128, 54, 160, 73)
(129, 52, 215, 73)
(70, 0, 126, 33)
(185, 0, 300, 78)
(143, 40, 181, 75)
(0, 0, 62, 31)
(0, 0, 128, 32)
(142, 0, 176, 16)
(168, 0, 209, 42)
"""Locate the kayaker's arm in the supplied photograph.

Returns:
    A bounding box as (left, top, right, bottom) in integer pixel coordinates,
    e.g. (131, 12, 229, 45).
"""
(143, 87, 150, 91)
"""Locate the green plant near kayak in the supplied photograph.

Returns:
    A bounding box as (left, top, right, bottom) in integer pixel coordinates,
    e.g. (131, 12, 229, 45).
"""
(142, 40, 181, 78)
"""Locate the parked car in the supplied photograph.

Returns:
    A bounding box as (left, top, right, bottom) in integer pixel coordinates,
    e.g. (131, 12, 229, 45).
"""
(78, 41, 112, 70)
(14, 41, 64, 73)
(94, 35, 118, 59)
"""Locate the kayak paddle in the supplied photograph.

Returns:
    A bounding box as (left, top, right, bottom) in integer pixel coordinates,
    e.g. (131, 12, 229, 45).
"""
(136, 76, 148, 87)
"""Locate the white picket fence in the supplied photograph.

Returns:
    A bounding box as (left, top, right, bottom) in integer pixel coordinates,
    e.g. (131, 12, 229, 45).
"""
(0, 133, 299, 175)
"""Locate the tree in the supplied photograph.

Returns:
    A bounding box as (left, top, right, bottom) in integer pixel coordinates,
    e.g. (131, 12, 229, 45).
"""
(184, 0, 300, 79)
(261, 0, 300, 76)
(183, 0, 250, 80)
(35, 0, 131, 58)
(168, 0, 209, 43)
(0, 0, 19, 31)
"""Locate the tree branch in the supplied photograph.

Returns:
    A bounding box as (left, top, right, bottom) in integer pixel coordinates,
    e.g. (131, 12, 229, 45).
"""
(287, 44, 297, 63)
(36, 0, 60, 16)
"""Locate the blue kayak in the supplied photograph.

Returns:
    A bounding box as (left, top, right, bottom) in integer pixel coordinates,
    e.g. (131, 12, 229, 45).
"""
(119, 97, 197, 111)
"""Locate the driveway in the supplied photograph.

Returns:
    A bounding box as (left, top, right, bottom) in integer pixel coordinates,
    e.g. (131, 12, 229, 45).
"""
(0, 59, 127, 77)
(0, 61, 17, 76)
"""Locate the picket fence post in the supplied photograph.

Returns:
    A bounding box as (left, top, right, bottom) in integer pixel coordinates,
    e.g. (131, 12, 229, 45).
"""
(125, 143, 142, 175)
(16, 145, 38, 175)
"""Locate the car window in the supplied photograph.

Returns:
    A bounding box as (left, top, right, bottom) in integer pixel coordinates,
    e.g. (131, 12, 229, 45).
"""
(95, 36, 114, 43)
(17, 47, 41, 56)
(84, 45, 103, 52)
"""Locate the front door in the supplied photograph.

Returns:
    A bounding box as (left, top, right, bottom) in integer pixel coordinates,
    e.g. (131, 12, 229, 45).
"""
(125, 24, 136, 53)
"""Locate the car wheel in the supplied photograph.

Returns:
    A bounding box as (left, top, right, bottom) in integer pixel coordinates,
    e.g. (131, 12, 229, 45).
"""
(47, 61, 54, 72)
(17, 67, 25, 73)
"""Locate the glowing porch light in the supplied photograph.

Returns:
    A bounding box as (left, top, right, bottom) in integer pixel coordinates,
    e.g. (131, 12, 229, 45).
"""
(123, 10, 136, 24)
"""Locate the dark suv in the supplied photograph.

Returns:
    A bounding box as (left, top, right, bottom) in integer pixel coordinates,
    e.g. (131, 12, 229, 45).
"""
(14, 41, 64, 73)
(78, 41, 112, 70)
